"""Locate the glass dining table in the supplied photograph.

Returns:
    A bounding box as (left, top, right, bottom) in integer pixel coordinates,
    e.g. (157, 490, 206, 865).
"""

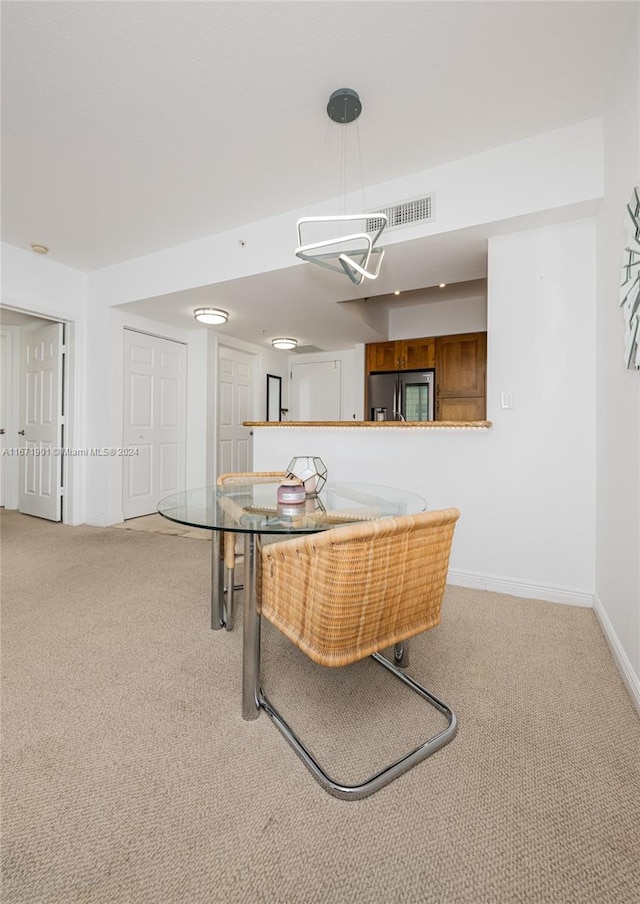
(158, 480, 426, 719)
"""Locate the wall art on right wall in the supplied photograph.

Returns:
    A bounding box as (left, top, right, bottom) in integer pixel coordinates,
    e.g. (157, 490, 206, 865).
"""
(620, 185, 640, 369)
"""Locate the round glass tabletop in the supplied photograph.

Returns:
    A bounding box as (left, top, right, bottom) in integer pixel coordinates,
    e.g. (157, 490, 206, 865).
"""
(157, 480, 426, 535)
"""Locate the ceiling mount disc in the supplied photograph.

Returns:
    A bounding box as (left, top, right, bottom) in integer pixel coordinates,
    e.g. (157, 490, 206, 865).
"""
(327, 88, 362, 124)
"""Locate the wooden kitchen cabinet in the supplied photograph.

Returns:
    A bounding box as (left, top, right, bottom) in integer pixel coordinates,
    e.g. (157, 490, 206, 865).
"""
(365, 341, 398, 372)
(437, 397, 486, 422)
(365, 337, 435, 372)
(365, 331, 487, 422)
(398, 337, 435, 370)
(434, 331, 487, 420)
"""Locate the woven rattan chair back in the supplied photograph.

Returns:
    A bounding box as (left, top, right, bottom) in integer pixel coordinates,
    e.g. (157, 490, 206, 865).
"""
(257, 507, 460, 799)
(261, 508, 459, 666)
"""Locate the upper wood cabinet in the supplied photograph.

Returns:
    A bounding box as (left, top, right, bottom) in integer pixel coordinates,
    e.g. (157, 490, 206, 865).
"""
(435, 332, 486, 398)
(399, 337, 435, 370)
(366, 337, 435, 372)
(366, 341, 398, 372)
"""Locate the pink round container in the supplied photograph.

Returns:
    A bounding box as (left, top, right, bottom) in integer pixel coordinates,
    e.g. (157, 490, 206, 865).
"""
(277, 481, 306, 505)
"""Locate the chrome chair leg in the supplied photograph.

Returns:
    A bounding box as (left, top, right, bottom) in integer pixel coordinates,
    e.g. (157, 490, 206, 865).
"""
(258, 633, 456, 800)
(224, 566, 236, 631)
(242, 531, 261, 720)
(393, 640, 409, 668)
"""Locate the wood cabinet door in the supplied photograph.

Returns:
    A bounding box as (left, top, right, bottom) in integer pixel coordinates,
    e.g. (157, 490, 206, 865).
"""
(366, 342, 399, 372)
(435, 332, 487, 397)
(399, 338, 435, 370)
(437, 397, 486, 422)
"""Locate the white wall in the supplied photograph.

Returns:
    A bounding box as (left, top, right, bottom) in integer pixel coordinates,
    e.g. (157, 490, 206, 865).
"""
(88, 119, 604, 308)
(390, 291, 487, 339)
(1, 243, 87, 319)
(254, 219, 597, 605)
(595, 10, 640, 701)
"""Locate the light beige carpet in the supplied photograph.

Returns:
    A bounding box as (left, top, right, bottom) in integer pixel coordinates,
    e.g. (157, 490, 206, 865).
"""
(111, 513, 211, 540)
(1, 509, 639, 904)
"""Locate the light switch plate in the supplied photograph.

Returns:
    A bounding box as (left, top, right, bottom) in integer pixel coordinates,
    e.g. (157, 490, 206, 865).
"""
(500, 391, 514, 409)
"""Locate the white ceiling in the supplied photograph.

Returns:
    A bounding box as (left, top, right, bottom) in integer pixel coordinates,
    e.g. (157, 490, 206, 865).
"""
(1, 1, 633, 348)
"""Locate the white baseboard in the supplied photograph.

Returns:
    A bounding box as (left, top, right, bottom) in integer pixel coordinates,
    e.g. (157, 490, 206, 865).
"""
(84, 512, 124, 528)
(447, 568, 594, 607)
(593, 593, 640, 717)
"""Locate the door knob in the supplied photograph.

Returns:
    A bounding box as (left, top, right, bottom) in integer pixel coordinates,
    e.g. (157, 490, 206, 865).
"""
(18, 429, 25, 435)
(0, 428, 5, 435)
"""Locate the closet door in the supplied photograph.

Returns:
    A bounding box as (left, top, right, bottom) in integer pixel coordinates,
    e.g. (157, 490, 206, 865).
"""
(122, 329, 186, 518)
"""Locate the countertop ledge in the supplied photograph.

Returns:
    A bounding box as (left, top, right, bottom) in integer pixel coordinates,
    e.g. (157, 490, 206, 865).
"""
(245, 421, 493, 429)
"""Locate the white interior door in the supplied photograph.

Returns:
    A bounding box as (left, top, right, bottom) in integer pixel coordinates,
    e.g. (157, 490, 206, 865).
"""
(217, 346, 254, 475)
(291, 360, 342, 421)
(19, 322, 64, 520)
(122, 329, 187, 519)
(0, 328, 13, 507)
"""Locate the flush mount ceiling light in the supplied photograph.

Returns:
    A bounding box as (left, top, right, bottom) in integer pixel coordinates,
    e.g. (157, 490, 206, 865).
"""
(295, 89, 387, 287)
(193, 307, 228, 325)
(30, 243, 49, 255)
(272, 338, 298, 350)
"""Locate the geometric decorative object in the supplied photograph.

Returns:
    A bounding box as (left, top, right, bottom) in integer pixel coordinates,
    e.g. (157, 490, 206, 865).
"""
(272, 338, 298, 350)
(294, 88, 387, 287)
(620, 185, 640, 370)
(295, 212, 387, 287)
(194, 307, 228, 325)
(286, 456, 328, 496)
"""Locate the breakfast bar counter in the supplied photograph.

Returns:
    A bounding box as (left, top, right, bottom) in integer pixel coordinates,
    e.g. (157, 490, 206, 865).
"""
(244, 421, 492, 428)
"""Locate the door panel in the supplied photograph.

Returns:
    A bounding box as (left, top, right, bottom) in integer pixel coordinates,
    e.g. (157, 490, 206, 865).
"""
(0, 330, 11, 507)
(291, 360, 342, 421)
(19, 322, 64, 521)
(159, 443, 179, 493)
(122, 330, 186, 519)
(217, 346, 254, 476)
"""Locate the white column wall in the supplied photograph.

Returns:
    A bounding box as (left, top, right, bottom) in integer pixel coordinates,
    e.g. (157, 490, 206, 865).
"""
(254, 219, 597, 605)
(595, 10, 640, 700)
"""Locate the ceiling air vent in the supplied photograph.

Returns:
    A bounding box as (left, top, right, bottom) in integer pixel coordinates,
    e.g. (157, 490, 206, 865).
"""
(368, 194, 435, 233)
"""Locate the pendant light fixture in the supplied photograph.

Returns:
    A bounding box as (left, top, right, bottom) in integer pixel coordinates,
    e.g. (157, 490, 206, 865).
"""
(295, 89, 387, 287)
(193, 307, 228, 325)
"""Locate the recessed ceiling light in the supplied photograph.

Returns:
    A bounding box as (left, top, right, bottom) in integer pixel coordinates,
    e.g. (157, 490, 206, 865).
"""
(439, 283, 447, 288)
(193, 307, 228, 325)
(393, 290, 401, 296)
(272, 338, 297, 350)
(30, 243, 49, 255)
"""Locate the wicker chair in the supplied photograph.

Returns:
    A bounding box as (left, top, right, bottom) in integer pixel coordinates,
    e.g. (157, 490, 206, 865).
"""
(216, 471, 286, 629)
(257, 508, 460, 799)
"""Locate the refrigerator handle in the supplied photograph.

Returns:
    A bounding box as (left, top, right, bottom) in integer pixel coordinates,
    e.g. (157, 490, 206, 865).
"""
(393, 377, 405, 421)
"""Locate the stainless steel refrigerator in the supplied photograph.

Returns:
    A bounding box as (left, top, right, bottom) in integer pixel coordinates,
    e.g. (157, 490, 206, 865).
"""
(368, 370, 435, 421)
